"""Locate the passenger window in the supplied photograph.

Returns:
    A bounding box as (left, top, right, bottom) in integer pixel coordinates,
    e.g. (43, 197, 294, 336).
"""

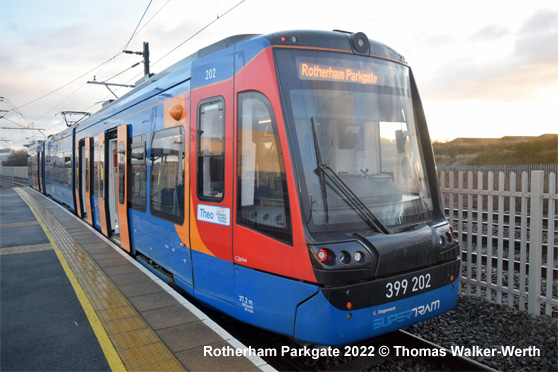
(118, 142, 125, 204)
(75, 146, 80, 191)
(93, 144, 98, 196)
(130, 135, 147, 212)
(237, 91, 292, 244)
(65, 152, 72, 188)
(150, 127, 185, 224)
(85, 146, 90, 193)
(98, 147, 104, 197)
(197, 98, 225, 201)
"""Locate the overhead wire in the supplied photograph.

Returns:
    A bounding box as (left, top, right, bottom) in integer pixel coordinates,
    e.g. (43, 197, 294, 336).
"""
(122, 0, 153, 51)
(135, 0, 172, 37)
(12, 0, 159, 113)
(152, 0, 246, 68)
(14, 55, 119, 111)
(86, 0, 247, 111)
(9, 0, 246, 144)
(80, 0, 173, 108)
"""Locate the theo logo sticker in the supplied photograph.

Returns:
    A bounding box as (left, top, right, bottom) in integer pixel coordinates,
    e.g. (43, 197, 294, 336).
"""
(197, 204, 230, 226)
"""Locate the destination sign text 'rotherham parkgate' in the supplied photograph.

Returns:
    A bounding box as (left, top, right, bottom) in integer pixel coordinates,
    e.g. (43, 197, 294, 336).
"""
(299, 63, 379, 84)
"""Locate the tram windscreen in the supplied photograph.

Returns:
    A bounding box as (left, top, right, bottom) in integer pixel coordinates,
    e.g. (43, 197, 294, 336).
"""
(275, 49, 433, 233)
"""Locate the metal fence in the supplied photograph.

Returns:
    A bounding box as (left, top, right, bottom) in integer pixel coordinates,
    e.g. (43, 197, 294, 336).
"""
(0, 166, 28, 179)
(439, 170, 557, 317)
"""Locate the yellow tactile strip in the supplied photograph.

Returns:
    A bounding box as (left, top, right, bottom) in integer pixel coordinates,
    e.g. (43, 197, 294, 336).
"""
(0, 220, 40, 228)
(0, 243, 52, 255)
(15, 188, 185, 372)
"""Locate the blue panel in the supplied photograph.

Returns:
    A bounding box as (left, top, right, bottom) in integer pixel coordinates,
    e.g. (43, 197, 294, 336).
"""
(234, 266, 318, 337)
(91, 195, 101, 231)
(193, 286, 236, 318)
(136, 257, 170, 284)
(235, 38, 271, 74)
(128, 210, 151, 256)
(192, 250, 235, 307)
(294, 278, 459, 345)
(130, 211, 192, 290)
(132, 215, 169, 268)
(167, 228, 192, 285)
(174, 276, 193, 296)
(48, 183, 73, 209)
(191, 48, 234, 90)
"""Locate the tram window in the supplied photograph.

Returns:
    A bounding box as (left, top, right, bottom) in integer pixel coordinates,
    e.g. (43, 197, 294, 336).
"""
(85, 147, 90, 193)
(130, 135, 147, 212)
(75, 146, 80, 191)
(98, 147, 104, 197)
(93, 144, 99, 196)
(197, 98, 225, 202)
(64, 152, 72, 187)
(150, 127, 185, 224)
(118, 142, 125, 204)
(237, 91, 292, 244)
(28, 154, 32, 178)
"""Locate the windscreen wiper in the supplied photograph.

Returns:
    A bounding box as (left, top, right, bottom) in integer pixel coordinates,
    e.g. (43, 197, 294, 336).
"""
(311, 117, 329, 224)
(311, 118, 390, 234)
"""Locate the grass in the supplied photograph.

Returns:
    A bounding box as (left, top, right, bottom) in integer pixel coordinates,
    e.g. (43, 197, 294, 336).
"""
(433, 134, 558, 166)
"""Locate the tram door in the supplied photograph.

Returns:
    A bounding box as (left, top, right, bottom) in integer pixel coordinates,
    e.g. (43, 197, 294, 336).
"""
(74, 139, 84, 218)
(83, 137, 93, 225)
(107, 132, 120, 240)
(190, 89, 235, 311)
(37, 150, 43, 193)
(116, 125, 131, 252)
(97, 132, 109, 236)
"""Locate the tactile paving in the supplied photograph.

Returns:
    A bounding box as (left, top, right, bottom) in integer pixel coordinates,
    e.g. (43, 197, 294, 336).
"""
(15, 188, 185, 372)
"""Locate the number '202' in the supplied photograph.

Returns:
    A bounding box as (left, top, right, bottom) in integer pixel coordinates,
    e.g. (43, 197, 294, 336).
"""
(205, 68, 216, 80)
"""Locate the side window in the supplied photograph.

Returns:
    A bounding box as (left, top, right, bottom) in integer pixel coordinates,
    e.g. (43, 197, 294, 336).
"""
(118, 142, 125, 204)
(130, 135, 147, 212)
(237, 91, 292, 244)
(197, 98, 225, 201)
(85, 145, 90, 193)
(92, 144, 99, 196)
(75, 145, 80, 190)
(98, 147, 104, 196)
(150, 127, 185, 224)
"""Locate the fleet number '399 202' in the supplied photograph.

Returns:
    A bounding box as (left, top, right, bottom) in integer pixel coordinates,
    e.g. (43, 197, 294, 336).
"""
(385, 274, 432, 298)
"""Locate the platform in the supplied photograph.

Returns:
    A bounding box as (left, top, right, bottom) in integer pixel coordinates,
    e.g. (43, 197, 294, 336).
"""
(0, 187, 272, 371)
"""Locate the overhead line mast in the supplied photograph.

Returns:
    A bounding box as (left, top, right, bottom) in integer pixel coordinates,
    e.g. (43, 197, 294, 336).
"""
(123, 42, 153, 80)
(88, 42, 153, 99)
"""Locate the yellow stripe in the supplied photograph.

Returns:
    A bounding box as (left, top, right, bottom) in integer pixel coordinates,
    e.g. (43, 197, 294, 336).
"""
(17, 189, 127, 372)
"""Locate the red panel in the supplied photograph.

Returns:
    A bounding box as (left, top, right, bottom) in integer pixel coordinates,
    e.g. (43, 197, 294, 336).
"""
(233, 48, 316, 283)
(189, 78, 234, 261)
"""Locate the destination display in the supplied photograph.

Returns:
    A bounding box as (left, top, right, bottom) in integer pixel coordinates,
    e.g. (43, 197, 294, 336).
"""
(298, 59, 379, 85)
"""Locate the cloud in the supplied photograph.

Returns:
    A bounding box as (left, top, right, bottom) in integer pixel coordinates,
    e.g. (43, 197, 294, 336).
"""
(513, 9, 558, 65)
(519, 8, 558, 33)
(469, 24, 510, 42)
(421, 8, 558, 104)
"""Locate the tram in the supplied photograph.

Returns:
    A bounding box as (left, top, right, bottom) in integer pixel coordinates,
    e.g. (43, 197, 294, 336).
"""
(28, 30, 460, 345)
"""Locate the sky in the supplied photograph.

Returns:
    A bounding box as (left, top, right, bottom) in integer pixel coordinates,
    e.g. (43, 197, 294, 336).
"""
(1, 0, 557, 149)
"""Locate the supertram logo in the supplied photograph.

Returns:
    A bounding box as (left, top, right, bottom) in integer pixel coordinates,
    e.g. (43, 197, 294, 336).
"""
(299, 63, 379, 85)
(372, 300, 440, 330)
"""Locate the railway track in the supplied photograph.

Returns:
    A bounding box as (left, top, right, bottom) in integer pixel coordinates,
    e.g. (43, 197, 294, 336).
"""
(445, 208, 557, 228)
(456, 231, 557, 258)
(168, 281, 497, 371)
(461, 250, 558, 280)
(0, 176, 28, 188)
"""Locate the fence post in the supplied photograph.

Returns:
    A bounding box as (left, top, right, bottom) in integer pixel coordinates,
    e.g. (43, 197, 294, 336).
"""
(528, 171, 543, 315)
